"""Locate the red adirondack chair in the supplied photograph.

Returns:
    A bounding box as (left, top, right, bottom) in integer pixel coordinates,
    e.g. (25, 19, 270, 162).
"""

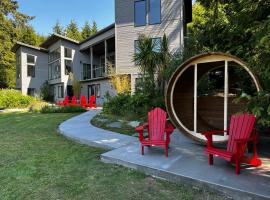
(88, 95, 97, 108)
(80, 95, 87, 107)
(135, 107, 174, 157)
(58, 96, 69, 106)
(71, 96, 78, 105)
(202, 113, 262, 175)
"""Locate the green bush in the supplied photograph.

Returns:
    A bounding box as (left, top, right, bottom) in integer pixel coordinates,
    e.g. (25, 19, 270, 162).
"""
(0, 89, 36, 109)
(28, 101, 50, 112)
(40, 105, 87, 113)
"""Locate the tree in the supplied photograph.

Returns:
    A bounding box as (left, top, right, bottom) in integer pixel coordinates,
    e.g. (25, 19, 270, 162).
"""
(81, 21, 92, 40)
(0, 0, 33, 88)
(52, 20, 63, 35)
(91, 21, 98, 35)
(17, 25, 38, 46)
(65, 20, 82, 41)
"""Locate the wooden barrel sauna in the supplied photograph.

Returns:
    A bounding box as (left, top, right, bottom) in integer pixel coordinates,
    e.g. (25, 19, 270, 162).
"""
(165, 52, 262, 143)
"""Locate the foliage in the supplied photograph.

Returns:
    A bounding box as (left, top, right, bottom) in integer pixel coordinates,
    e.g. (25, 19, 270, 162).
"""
(0, 89, 36, 109)
(40, 80, 54, 102)
(92, 21, 98, 34)
(52, 20, 64, 35)
(65, 20, 82, 41)
(187, 1, 270, 91)
(235, 92, 270, 127)
(40, 105, 86, 113)
(69, 72, 81, 98)
(108, 65, 131, 94)
(28, 101, 50, 112)
(81, 21, 92, 40)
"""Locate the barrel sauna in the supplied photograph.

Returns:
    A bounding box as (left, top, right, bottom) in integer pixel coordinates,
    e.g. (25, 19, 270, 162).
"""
(165, 52, 262, 143)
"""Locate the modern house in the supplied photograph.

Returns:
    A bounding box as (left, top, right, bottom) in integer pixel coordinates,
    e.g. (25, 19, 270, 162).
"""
(12, 0, 192, 104)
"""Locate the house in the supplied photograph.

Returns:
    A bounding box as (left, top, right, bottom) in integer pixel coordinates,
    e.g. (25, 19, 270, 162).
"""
(12, 0, 192, 104)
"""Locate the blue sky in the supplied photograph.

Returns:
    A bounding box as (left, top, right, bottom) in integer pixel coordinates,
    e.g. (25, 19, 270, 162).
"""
(17, 0, 115, 36)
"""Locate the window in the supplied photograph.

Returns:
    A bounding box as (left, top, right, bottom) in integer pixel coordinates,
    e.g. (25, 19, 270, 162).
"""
(49, 48, 60, 63)
(58, 85, 64, 98)
(149, 0, 161, 24)
(27, 88, 35, 96)
(27, 65, 35, 77)
(83, 63, 91, 80)
(134, 40, 140, 65)
(134, 0, 146, 26)
(49, 60, 61, 80)
(65, 60, 72, 75)
(88, 84, 100, 98)
(27, 54, 35, 64)
(64, 48, 72, 58)
(152, 37, 161, 52)
(16, 54, 21, 79)
(26, 54, 36, 78)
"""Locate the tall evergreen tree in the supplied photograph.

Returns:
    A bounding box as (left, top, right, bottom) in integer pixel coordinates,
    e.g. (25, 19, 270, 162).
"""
(65, 20, 82, 41)
(0, 0, 33, 88)
(91, 21, 98, 35)
(81, 21, 92, 40)
(52, 20, 63, 35)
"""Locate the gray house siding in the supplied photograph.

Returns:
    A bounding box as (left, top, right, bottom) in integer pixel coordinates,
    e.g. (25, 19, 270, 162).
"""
(115, 0, 184, 91)
(18, 47, 48, 96)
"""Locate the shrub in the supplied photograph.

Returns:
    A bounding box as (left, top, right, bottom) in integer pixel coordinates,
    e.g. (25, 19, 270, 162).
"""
(40, 81, 54, 102)
(0, 89, 36, 109)
(28, 101, 50, 112)
(40, 105, 87, 113)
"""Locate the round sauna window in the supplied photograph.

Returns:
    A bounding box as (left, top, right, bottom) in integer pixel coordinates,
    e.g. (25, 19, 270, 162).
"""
(165, 52, 262, 143)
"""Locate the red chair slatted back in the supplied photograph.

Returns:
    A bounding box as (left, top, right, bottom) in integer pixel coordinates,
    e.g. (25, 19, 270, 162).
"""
(89, 95, 96, 108)
(80, 96, 87, 107)
(148, 108, 167, 141)
(71, 96, 77, 105)
(63, 96, 69, 105)
(227, 113, 256, 154)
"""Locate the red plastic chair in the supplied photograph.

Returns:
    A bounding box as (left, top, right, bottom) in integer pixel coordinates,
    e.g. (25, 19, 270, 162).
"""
(71, 96, 78, 105)
(80, 95, 87, 107)
(58, 96, 69, 106)
(88, 95, 97, 108)
(202, 113, 262, 175)
(135, 107, 174, 157)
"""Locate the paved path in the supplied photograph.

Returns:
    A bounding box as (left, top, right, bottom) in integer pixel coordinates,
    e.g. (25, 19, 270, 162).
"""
(59, 110, 270, 200)
(59, 109, 137, 150)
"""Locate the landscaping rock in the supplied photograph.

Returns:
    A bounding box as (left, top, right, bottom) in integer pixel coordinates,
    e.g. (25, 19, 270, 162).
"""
(128, 121, 140, 128)
(107, 121, 122, 128)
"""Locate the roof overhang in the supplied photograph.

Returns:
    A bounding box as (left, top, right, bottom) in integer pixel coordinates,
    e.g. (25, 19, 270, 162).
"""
(12, 41, 48, 53)
(40, 33, 79, 48)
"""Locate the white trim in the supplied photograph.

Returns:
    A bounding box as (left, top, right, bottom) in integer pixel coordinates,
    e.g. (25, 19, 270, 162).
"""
(224, 60, 228, 133)
(194, 64, 197, 133)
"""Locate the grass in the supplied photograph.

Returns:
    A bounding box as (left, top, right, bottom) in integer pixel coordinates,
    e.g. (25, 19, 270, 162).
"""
(0, 112, 226, 200)
(90, 113, 140, 136)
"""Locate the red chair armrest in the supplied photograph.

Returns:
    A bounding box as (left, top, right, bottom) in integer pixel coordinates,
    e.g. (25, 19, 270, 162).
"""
(135, 123, 148, 142)
(165, 123, 174, 134)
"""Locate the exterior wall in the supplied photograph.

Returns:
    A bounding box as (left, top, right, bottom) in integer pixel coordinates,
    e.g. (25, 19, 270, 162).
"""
(18, 47, 48, 96)
(115, 0, 184, 90)
(80, 79, 116, 105)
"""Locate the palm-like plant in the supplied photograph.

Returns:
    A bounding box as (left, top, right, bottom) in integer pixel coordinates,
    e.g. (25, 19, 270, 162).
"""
(133, 34, 159, 95)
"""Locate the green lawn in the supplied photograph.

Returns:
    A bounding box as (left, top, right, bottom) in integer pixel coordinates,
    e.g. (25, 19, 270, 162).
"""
(0, 112, 225, 200)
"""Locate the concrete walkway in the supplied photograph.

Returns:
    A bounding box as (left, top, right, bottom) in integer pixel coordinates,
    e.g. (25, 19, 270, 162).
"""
(59, 110, 270, 200)
(59, 109, 137, 150)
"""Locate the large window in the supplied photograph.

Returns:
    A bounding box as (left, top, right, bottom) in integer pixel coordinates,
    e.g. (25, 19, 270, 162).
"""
(49, 60, 61, 80)
(149, 0, 161, 24)
(88, 84, 100, 98)
(49, 48, 60, 63)
(27, 54, 35, 77)
(64, 48, 72, 58)
(83, 63, 91, 80)
(58, 85, 64, 98)
(134, 0, 147, 26)
(65, 60, 72, 75)
(48, 48, 61, 80)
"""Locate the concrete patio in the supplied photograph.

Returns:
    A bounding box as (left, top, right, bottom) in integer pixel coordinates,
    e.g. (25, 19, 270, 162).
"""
(59, 110, 270, 200)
